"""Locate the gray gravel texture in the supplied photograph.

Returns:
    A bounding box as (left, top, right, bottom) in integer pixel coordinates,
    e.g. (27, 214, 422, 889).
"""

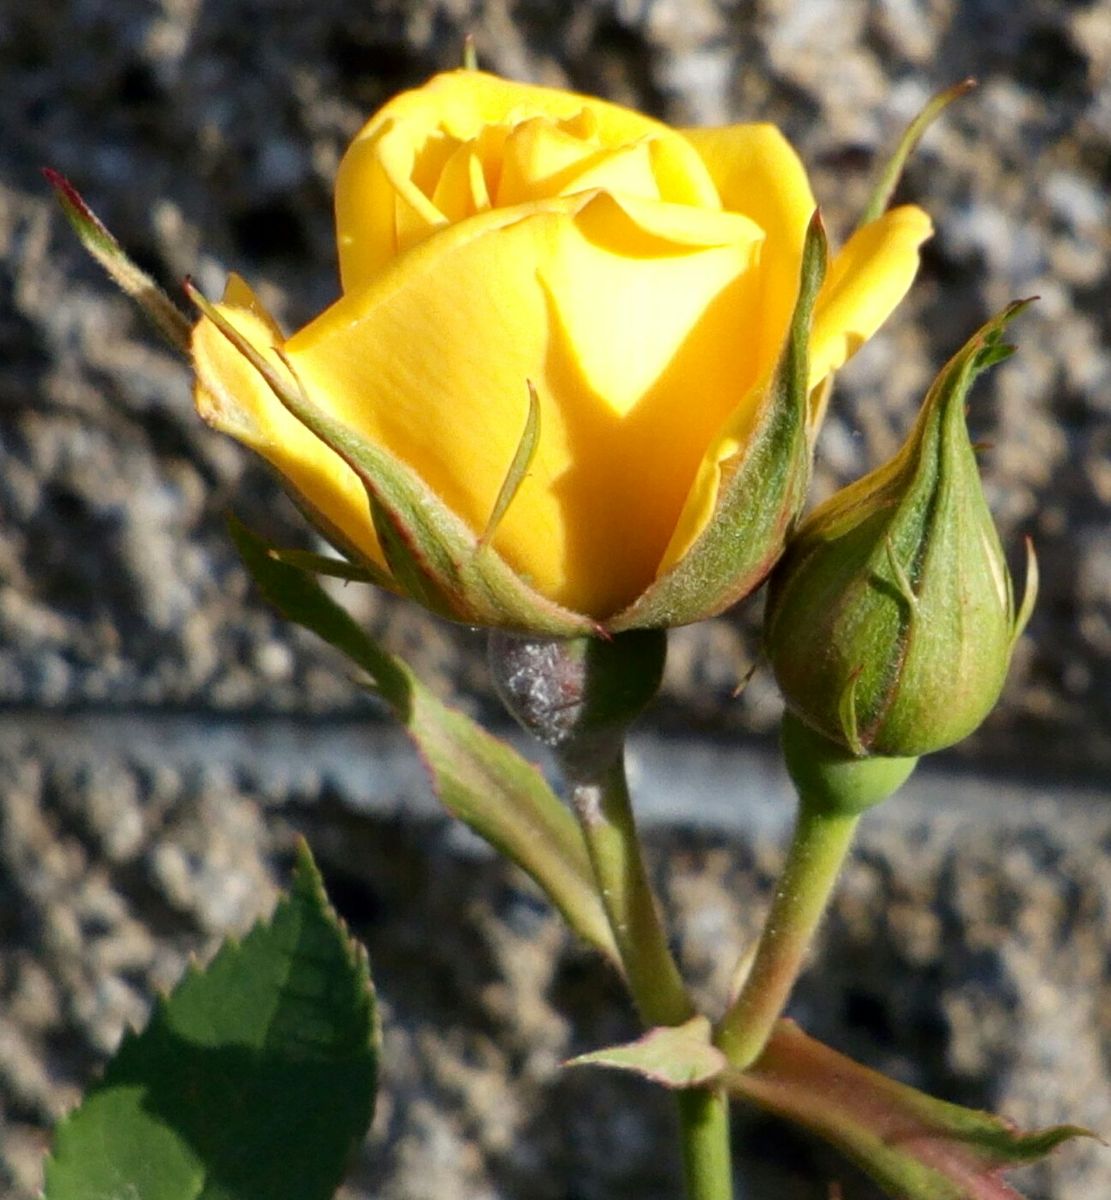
(2, 719, 1108, 1200)
(2, 1, 1110, 1198)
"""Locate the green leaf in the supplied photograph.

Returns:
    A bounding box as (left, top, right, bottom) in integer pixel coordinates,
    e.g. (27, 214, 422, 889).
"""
(229, 517, 620, 966)
(567, 1017, 726, 1089)
(609, 211, 827, 631)
(44, 841, 377, 1200)
(44, 169, 193, 355)
(726, 1020, 1093, 1200)
(188, 285, 595, 637)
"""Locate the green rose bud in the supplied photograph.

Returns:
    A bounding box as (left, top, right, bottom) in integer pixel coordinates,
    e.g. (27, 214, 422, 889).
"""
(764, 303, 1039, 758)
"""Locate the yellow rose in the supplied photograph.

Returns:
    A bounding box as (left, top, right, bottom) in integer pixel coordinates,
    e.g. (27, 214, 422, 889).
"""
(193, 70, 930, 622)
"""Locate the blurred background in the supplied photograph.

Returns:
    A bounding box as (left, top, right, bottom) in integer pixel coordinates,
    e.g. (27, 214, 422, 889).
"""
(1, 2, 1108, 1197)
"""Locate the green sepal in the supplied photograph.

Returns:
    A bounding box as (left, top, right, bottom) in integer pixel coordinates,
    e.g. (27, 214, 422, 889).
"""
(726, 1020, 1093, 1200)
(766, 301, 1036, 757)
(609, 211, 828, 632)
(860, 79, 976, 226)
(566, 1016, 726, 1090)
(229, 517, 620, 965)
(43, 841, 377, 1200)
(1010, 536, 1039, 647)
(44, 169, 193, 355)
(189, 285, 597, 637)
(266, 546, 394, 587)
(279, 483, 404, 596)
(479, 379, 541, 549)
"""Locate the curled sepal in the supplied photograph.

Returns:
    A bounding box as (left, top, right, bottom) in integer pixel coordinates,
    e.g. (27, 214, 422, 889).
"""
(608, 212, 828, 631)
(189, 285, 597, 637)
(44, 169, 192, 354)
(861, 79, 976, 226)
(479, 380, 540, 550)
(1010, 536, 1039, 648)
(228, 517, 619, 965)
(566, 1016, 727, 1090)
(726, 1020, 1093, 1200)
(766, 302, 1037, 757)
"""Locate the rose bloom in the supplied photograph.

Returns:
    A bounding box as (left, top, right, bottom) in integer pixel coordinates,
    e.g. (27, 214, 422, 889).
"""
(194, 70, 930, 620)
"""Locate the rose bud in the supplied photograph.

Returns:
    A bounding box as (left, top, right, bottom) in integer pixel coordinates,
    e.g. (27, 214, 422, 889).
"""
(765, 303, 1038, 758)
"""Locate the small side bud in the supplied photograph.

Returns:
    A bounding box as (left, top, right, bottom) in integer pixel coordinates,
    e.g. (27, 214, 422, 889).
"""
(765, 303, 1037, 758)
(488, 629, 666, 778)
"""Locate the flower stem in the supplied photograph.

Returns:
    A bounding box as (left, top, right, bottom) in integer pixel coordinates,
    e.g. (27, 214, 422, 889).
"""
(676, 1088, 733, 1200)
(715, 797, 860, 1069)
(571, 757, 733, 1200)
(571, 757, 691, 1029)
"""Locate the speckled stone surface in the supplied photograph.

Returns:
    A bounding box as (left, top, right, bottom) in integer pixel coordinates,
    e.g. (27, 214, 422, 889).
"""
(1, 719, 1108, 1199)
(2, 1, 1109, 1197)
(3, 0, 1110, 765)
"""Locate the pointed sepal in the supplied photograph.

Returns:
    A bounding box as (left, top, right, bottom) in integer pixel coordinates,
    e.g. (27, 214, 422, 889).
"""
(265, 546, 394, 587)
(861, 79, 976, 226)
(608, 212, 828, 631)
(189, 285, 596, 635)
(44, 169, 192, 354)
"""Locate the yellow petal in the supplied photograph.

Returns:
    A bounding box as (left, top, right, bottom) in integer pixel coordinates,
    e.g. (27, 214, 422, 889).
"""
(682, 124, 816, 382)
(646, 125, 817, 574)
(656, 380, 766, 576)
(431, 142, 491, 222)
(496, 119, 661, 207)
(192, 302, 382, 569)
(221, 273, 284, 339)
(334, 122, 401, 287)
(336, 70, 716, 293)
(809, 204, 933, 386)
(284, 191, 764, 617)
(495, 117, 598, 204)
(364, 69, 670, 146)
(540, 192, 764, 417)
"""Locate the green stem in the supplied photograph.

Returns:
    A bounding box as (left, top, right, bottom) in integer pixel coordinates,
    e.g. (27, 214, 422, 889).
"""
(715, 798, 859, 1069)
(571, 757, 692, 1028)
(571, 757, 733, 1200)
(676, 1088, 733, 1200)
